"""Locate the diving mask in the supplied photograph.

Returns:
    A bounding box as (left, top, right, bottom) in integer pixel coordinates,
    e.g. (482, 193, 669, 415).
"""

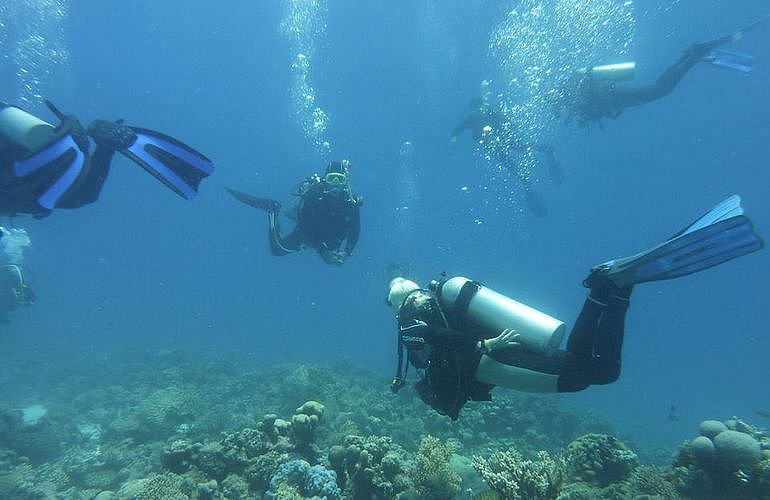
(324, 171, 348, 187)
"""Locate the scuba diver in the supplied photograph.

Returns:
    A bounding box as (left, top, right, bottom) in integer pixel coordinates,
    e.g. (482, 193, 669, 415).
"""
(228, 160, 362, 266)
(0, 227, 34, 324)
(560, 21, 761, 126)
(451, 94, 564, 218)
(0, 100, 214, 218)
(387, 195, 763, 419)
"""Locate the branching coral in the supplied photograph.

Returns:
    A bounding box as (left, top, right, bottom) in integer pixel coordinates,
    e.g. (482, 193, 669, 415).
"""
(473, 448, 563, 500)
(411, 435, 461, 500)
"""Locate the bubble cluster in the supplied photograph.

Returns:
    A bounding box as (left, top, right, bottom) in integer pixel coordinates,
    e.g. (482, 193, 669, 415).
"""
(483, 0, 635, 204)
(0, 0, 71, 109)
(395, 140, 419, 235)
(281, 0, 331, 157)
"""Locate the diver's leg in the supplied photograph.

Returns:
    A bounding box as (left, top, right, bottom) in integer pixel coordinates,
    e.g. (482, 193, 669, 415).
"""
(536, 144, 564, 186)
(56, 145, 114, 208)
(557, 276, 633, 392)
(589, 290, 632, 385)
(617, 37, 732, 107)
(267, 212, 302, 256)
(475, 281, 630, 394)
(505, 161, 549, 217)
(512, 142, 564, 186)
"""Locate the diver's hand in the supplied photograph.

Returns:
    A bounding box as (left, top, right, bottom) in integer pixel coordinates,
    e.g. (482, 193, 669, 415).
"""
(482, 329, 521, 353)
(320, 248, 345, 266)
(87, 119, 136, 150)
(56, 115, 90, 153)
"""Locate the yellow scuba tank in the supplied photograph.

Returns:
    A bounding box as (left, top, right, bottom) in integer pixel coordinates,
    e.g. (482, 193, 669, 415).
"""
(0, 104, 57, 153)
(589, 62, 636, 82)
(432, 276, 565, 355)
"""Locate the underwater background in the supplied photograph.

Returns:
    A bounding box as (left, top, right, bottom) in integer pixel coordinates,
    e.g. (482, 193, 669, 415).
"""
(1, 0, 769, 498)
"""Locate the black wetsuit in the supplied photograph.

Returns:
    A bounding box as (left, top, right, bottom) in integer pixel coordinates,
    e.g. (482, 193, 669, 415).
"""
(268, 180, 361, 258)
(393, 282, 632, 419)
(574, 39, 730, 125)
(394, 291, 492, 420)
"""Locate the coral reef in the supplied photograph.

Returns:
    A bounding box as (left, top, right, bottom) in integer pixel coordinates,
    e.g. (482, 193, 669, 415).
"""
(4, 347, 769, 499)
(672, 416, 770, 499)
(265, 459, 341, 499)
(561, 433, 638, 487)
(330, 434, 412, 499)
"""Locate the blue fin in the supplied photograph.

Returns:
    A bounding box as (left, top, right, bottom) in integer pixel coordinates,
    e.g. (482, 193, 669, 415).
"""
(12, 132, 87, 210)
(675, 194, 743, 236)
(594, 195, 764, 287)
(703, 49, 754, 73)
(119, 127, 214, 200)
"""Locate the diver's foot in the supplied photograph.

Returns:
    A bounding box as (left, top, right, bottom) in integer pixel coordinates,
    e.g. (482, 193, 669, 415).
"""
(226, 188, 281, 213)
(689, 38, 730, 59)
(526, 190, 548, 218)
(583, 270, 633, 302)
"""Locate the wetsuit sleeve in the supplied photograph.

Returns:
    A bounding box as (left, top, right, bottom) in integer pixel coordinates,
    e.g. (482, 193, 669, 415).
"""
(344, 205, 360, 254)
(401, 321, 479, 350)
(55, 144, 114, 208)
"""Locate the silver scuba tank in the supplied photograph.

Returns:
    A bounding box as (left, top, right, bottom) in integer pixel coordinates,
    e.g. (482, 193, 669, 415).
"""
(0, 104, 56, 153)
(589, 62, 636, 81)
(433, 276, 565, 355)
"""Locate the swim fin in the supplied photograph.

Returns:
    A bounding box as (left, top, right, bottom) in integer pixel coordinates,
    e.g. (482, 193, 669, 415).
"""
(118, 127, 214, 200)
(703, 49, 754, 73)
(592, 195, 764, 288)
(226, 188, 281, 213)
(11, 126, 88, 211)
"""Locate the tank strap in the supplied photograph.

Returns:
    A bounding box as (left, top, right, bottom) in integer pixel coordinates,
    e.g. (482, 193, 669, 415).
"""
(455, 280, 481, 316)
(452, 280, 481, 331)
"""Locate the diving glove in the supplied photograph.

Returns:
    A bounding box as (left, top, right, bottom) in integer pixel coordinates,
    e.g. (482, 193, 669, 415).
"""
(87, 119, 136, 150)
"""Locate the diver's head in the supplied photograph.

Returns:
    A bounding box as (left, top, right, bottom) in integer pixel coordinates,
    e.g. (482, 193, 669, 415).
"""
(325, 159, 351, 175)
(323, 160, 352, 198)
(386, 277, 420, 314)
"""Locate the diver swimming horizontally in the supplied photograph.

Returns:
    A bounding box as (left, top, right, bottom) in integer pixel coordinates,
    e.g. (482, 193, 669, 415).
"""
(387, 195, 763, 419)
(451, 95, 564, 218)
(559, 21, 762, 126)
(229, 160, 362, 266)
(0, 100, 214, 218)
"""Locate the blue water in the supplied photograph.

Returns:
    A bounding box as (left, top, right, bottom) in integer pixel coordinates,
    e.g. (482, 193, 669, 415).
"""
(2, 0, 768, 454)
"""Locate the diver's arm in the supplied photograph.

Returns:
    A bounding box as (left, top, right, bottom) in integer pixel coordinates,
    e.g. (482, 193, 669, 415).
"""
(57, 119, 139, 208)
(401, 321, 479, 350)
(343, 206, 361, 254)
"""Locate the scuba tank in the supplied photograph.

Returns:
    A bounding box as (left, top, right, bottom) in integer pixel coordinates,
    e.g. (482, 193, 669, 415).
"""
(431, 276, 565, 355)
(0, 104, 57, 153)
(588, 62, 636, 82)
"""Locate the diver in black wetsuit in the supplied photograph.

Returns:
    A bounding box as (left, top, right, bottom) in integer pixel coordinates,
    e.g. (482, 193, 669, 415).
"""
(0, 100, 213, 218)
(561, 23, 761, 126)
(386, 273, 631, 419)
(385, 195, 763, 419)
(228, 160, 362, 266)
(451, 97, 564, 218)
